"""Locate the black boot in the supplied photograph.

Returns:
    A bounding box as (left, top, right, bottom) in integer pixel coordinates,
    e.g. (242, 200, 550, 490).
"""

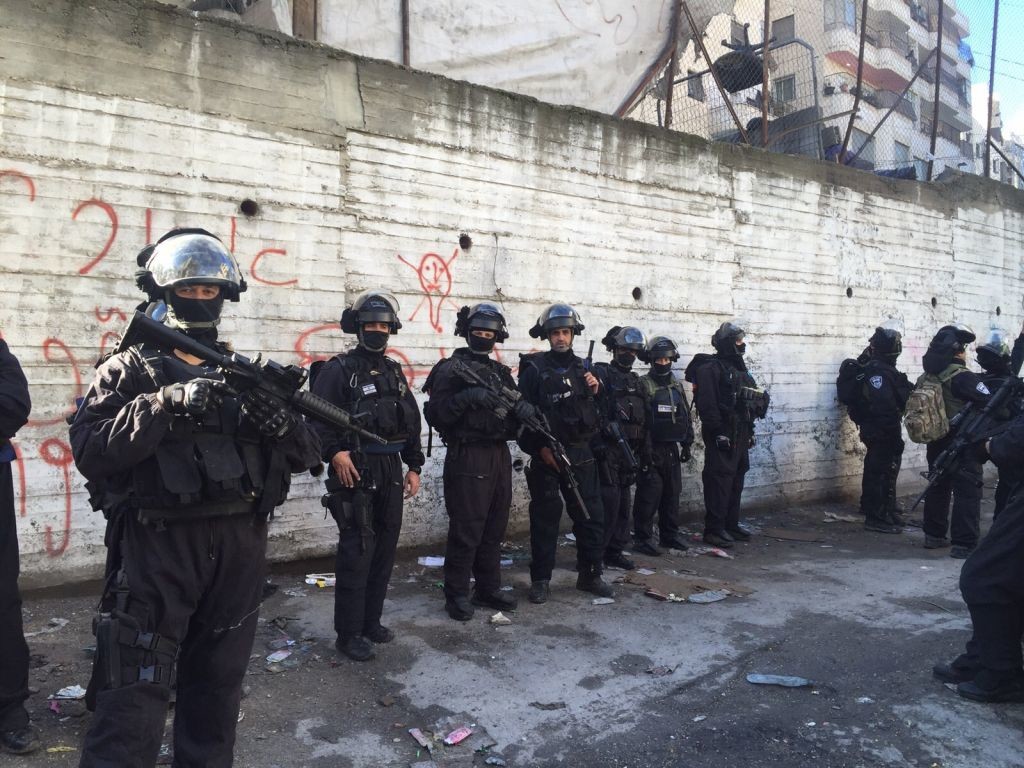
(364, 624, 395, 643)
(336, 635, 375, 661)
(576, 564, 613, 598)
(472, 589, 518, 611)
(528, 580, 550, 604)
(445, 595, 475, 621)
(0, 726, 39, 755)
(660, 534, 691, 551)
(957, 672, 1024, 703)
(864, 514, 903, 534)
(603, 551, 636, 570)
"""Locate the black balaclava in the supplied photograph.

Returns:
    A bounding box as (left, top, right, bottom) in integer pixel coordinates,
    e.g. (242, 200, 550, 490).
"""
(613, 350, 637, 370)
(166, 291, 224, 347)
(468, 332, 496, 355)
(651, 361, 673, 377)
(358, 327, 389, 353)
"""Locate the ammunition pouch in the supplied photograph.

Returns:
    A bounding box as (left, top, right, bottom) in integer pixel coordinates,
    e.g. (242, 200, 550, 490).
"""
(87, 613, 179, 710)
(322, 475, 375, 552)
(739, 386, 769, 419)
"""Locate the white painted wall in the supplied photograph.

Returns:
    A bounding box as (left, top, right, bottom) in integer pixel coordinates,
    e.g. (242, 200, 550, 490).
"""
(2, 0, 1022, 586)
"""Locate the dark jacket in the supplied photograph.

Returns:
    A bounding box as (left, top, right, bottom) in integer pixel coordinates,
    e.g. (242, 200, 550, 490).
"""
(687, 353, 761, 440)
(517, 348, 601, 453)
(0, 339, 31, 461)
(858, 356, 912, 430)
(423, 347, 518, 444)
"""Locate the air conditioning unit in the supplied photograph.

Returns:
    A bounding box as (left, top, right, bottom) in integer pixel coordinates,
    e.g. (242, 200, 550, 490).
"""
(821, 126, 842, 147)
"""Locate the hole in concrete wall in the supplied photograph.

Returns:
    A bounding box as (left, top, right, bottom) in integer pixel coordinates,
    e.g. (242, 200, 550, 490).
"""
(632, 287, 643, 301)
(239, 199, 260, 217)
(846, 287, 853, 298)
(459, 233, 473, 250)
(931, 297, 937, 308)
(996, 306, 1002, 316)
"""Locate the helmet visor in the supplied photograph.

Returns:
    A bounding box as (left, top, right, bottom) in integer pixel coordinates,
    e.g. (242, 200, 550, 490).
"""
(147, 234, 242, 289)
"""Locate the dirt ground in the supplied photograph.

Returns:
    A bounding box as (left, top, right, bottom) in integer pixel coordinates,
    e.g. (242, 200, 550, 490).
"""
(6, 496, 1023, 767)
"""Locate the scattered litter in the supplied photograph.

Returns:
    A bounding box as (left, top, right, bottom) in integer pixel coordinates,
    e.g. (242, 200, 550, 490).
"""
(46, 746, 77, 754)
(644, 589, 686, 602)
(704, 547, 735, 559)
(378, 695, 395, 707)
(921, 601, 954, 614)
(856, 696, 875, 704)
(443, 726, 473, 745)
(762, 527, 823, 543)
(943, 682, 958, 692)
(417, 556, 445, 567)
(266, 650, 292, 664)
(646, 665, 674, 677)
(688, 590, 729, 604)
(48, 700, 61, 714)
(408, 728, 432, 749)
(626, 571, 753, 600)
(692, 715, 707, 722)
(636, 568, 656, 576)
(50, 685, 87, 700)
(529, 701, 567, 710)
(820, 545, 833, 548)
(266, 638, 295, 651)
(490, 612, 512, 625)
(304, 573, 336, 587)
(282, 588, 307, 598)
(269, 616, 294, 630)
(746, 674, 812, 688)
(485, 756, 507, 766)
(823, 511, 862, 523)
(499, 558, 514, 567)
(591, 597, 615, 605)
(805, 721, 816, 727)
(25, 617, 70, 638)
(564, 532, 576, 542)
(499, 585, 514, 591)
(920, 566, 932, 570)
(237, 710, 245, 723)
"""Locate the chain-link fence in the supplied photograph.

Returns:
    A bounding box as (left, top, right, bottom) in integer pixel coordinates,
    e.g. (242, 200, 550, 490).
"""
(625, 0, 1023, 188)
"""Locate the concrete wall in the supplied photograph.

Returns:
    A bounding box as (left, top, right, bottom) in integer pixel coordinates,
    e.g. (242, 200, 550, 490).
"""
(2, 0, 1023, 587)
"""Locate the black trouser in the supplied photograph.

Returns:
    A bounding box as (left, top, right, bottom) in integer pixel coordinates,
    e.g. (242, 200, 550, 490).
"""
(599, 450, 634, 558)
(80, 512, 268, 768)
(633, 442, 682, 545)
(0, 463, 29, 733)
(525, 442, 605, 582)
(701, 427, 750, 535)
(993, 466, 1022, 520)
(442, 441, 512, 599)
(329, 453, 403, 641)
(859, 425, 904, 519)
(923, 435, 983, 548)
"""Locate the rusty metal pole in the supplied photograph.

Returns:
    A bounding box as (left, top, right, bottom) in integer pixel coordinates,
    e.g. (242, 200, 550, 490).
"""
(984, 0, 1000, 178)
(664, 0, 682, 130)
(401, 0, 410, 66)
(927, 0, 946, 181)
(761, 0, 770, 146)
(839, 0, 870, 163)
(682, 2, 750, 144)
(847, 48, 936, 164)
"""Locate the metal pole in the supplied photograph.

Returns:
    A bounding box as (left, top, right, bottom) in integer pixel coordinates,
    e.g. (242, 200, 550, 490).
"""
(984, 0, 1000, 178)
(401, 0, 410, 66)
(839, 0, 870, 163)
(989, 137, 1024, 185)
(927, 0, 946, 181)
(761, 0, 770, 146)
(664, 0, 683, 130)
(682, 1, 750, 144)
(847, 48, 937, 164)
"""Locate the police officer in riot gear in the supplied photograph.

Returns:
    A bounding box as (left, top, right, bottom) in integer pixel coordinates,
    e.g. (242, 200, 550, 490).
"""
(975, 328, 1023, 519)
(592, 326, 648, 570)
(632, 336, 694, 554)
(685, 321, 768, 549)
(310, 291, 424, 660)
(424, 303, 532, 620)
(840, 321, 912, 534)
(70, 229, 321, 768)
(0, 337, 36, 755)
(921, 324, 991, 558)
(519, 303, 610, 603)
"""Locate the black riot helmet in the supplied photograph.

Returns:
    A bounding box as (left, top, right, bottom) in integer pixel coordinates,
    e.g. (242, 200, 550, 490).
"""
(455, 302, 509, 342)
(711, 321, 745, 353)
(340, 290, 402, 334)
(640, 336, 680, 364)
(529, 303, 584, 339)
(977, 328, 1011, 372)
(929, 323, 976, 355)
(869, 318, 904, 358)
(602, 326, 647, 353)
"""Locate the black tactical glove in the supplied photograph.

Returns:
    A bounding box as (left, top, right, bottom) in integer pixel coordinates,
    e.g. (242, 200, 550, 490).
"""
(512, 399, 538, 423)
(679, 444, 692, 463)
(157, 378, 227, 416)
(239, 389, 297, 440)
(715, 435, 732, 452)
(454, 387, 498, 412)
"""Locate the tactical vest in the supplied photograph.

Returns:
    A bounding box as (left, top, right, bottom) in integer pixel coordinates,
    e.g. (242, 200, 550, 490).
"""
(641, 374, 693, 443)
(522, 352, 600, 443)
(124, 346, 285, 517)
(594, 363, 646, 442)
(330, 352, 418, 454)
(938, 363, 968, 420)
(423, 354, 517, 443)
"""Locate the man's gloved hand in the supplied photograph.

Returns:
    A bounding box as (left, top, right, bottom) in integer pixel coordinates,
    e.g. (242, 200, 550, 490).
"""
(157, 378, 228, 416)
(512, 399, 538, 423)
(715, 435, 732, 452)
(679, 444, 692, 463)
(239, 389, 297, 439)
(454, 387, 498, 411)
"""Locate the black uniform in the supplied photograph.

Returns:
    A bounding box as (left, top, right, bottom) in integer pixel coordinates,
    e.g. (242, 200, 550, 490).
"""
(921, 358, 991, 550)
(309, 347, 423, 645)
(592, 361, 646, 559)
(70, 344, 320, 768)
(632, 369, 693, 547)
(424, 349, 517, 602)
(950, 418, 1024, 697)
(0, 340, 31, 738)
(849, 354, 912, 524)
(688, 353, 765, 537)
(978, 361, 1023, 520)
(518, 350, 605, 580)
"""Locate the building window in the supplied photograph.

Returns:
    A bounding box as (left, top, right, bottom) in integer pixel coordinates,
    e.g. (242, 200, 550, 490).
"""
(687, 71, 705, 102)
(825, 0, 856, 31)
(772, 75, 796, 105)
(772, 15, 795, 42)
(851, 128, 875, 164)
(894, 141, 910, 165)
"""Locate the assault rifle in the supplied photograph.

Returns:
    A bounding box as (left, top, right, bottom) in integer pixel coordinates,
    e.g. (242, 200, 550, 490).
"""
(910, 375, 1024, 510)
(115, 311, 387, 445)
(605, 420, 640, 473)
(446, 356, 591, 520)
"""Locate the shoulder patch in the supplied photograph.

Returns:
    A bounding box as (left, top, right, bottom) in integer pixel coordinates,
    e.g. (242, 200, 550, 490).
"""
(870, 375, 883, 389)
(977, 382, 991, 395)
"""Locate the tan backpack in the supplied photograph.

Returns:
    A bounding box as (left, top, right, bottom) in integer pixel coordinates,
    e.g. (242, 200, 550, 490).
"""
(904, 368, 960, 444)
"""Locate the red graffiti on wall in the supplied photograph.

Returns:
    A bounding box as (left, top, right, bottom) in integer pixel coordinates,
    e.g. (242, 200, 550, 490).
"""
(251, 248, 298, 287)
(0, 170, 36, 201)
(397, 249, 459, 333)
(26, 339, 83, 427)
(95, 307, 129, 359)
(39, 438, 74, 556)
(13, 444, 26, 519)
(72, 199, 119, 275)
(294, 323, 342, 368)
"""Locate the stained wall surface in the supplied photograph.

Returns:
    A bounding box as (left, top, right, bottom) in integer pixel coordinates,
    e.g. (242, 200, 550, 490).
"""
(2, 0, 1022, 586)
